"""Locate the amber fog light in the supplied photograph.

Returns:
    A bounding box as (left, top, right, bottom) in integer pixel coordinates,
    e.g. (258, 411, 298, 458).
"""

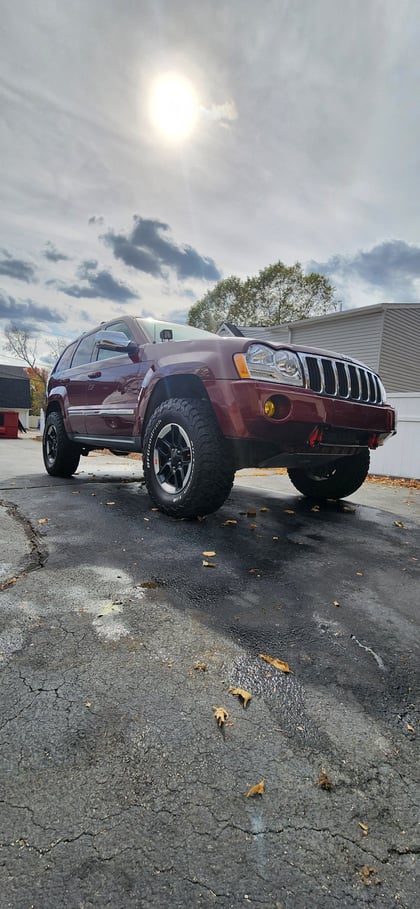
(264, 395, 291, 420)
(264, 399, 276, 417)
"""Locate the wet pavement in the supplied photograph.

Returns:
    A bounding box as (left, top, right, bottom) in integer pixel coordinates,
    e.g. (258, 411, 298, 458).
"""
(0, 436, 419, 908)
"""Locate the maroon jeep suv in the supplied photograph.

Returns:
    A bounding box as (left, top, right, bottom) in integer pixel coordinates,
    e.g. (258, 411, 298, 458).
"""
(43, 316, 395, 517)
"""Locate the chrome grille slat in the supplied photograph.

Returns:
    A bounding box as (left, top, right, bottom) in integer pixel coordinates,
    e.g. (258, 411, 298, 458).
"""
(300, 354, 384, 404)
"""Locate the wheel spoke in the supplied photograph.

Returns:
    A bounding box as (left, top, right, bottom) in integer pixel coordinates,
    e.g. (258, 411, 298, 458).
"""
(153, 422, 193, 495)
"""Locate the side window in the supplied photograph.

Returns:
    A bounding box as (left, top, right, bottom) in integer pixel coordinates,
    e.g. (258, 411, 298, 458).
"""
(53, 341, 78, 374)
(96, 321, 134, 362)
(71, 334, 96, 368)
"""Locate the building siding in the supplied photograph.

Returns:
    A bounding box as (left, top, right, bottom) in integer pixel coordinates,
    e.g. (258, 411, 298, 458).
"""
(379, 309, 420, 392)
(288, 311, 383, 369)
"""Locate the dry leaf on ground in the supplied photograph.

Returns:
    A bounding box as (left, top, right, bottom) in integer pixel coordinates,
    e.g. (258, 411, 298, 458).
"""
(0, 576, 17, 591)
(260, 653, 291, 673)
(105, 501, 115, 506)
(333, 599, 340, 607)
(246, 779, 265, 798)
(202, 551, 216, 557)
(38, 517, 48, 524)
(202, 560, 216, 568)
(359, 822, 369, 836)
(213, 706, 228, 727)
(284, 509, 295, 515)
(97, 603, 122, 617)
(393, 520, 404, 528)
(222, 519, 237, 526)
(318, 770, 333, 790)
(359, 865, 381, 886)
(228, 686, 252, 708)
(194, 662, 207, 671)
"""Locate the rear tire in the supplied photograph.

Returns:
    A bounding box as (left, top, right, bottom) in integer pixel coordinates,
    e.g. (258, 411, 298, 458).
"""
(288, 449, 370, 499)
(143, 398, 235, 518)
(43, 411, 81, 477)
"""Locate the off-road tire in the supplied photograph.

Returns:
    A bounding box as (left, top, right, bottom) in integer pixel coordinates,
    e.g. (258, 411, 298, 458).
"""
(143, 398, 235, 518)
(43, 411, 81, 477)
(288, 449, 370, 500)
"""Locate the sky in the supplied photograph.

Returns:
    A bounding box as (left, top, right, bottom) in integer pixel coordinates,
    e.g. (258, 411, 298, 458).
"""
(1, 0, 420, 365)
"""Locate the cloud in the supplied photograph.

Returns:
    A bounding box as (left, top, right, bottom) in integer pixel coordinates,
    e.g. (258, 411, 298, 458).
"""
(102, 216, 222, 282)
(200, 99, 238, 126)
(58, 259, 139, 302)
(0, 250, 37, 283)
(309, 240, 420, 301)
(0, 290, 66, 325)
(88, 215, 104, 225)
(42, 242, 71, 262)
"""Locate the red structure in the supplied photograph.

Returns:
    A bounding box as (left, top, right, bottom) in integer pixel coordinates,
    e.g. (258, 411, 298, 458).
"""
(0, 411, 19, 439)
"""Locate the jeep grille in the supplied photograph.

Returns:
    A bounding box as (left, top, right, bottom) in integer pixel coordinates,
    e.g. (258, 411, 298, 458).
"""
(300, 355, 384, 404)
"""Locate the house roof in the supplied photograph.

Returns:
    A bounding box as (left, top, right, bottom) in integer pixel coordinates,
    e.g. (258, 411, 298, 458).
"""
(0, 365, 31, 409)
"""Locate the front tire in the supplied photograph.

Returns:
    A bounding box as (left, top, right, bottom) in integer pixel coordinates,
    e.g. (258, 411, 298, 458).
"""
(43, 411, 81, 477)
(143, 398, 235, 518)
(288, 449, 370, 499)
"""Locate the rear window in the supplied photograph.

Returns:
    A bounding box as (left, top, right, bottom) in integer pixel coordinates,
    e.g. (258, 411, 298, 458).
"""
(52, 341, 78, 374)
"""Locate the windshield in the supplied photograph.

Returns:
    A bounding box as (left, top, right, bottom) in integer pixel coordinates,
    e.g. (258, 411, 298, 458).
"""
(136, 318, 216, 343)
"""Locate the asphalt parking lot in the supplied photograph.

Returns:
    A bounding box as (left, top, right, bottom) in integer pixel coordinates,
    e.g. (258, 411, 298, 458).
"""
(1, 436, 419, 908)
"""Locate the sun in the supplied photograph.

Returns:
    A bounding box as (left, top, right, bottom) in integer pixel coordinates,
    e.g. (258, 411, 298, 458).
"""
(149, 73, 198, 141)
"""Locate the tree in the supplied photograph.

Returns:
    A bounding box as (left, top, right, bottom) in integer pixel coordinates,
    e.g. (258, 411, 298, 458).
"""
(188, 261, 337, 330)
(3, 326, 48, 413)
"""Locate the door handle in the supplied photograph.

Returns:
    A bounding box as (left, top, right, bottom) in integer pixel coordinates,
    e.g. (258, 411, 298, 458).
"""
(88, 371, 102, 378)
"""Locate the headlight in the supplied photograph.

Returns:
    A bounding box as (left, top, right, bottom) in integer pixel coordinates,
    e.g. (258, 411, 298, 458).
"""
(240, 344, 304, 386)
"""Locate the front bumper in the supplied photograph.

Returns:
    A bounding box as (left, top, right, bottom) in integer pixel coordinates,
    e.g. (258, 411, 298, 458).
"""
(208, 379, 396, 452)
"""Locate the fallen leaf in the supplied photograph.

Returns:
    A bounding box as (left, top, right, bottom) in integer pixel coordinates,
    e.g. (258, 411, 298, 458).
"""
(333, 599, 340, 607)
(260, 506, 269, 512)
(202, 560, 216, 568)
(105, 501, 115, 506)
(213, 706, 228, 727)
(143, 517, 149, 522)
(342, 505, 356, 513)
(84, 701, 92, 708)
(228, 686, 252, 708)
(97, 602, 122, 617)
(311, 505, 320, 512)
(260, 653, 291, 673)
(0, 576, 17, 591)
(284, 509, 295, 515)
(393, 520, 404, 528)
(202, 550, 216, 557)
(194, 662, 207, 671)
(359, 864, 381, 886)
(38, 517, 48, 524)
(359, 822, 369, 836)
(246, 779, 265, 798)
(318, 771, 333, 790)
(247, 509, 257, 516)
(249, 523, 257, 530)
(356, 571, 363, 576)
(196, 515, 206, 522)
(272, 536, 279, 540)
(406, 723, 415, 732)
(222, 519, 237, 526)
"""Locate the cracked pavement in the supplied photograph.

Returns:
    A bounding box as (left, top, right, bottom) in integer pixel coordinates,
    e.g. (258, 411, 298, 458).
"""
(0, 438, 419, 908)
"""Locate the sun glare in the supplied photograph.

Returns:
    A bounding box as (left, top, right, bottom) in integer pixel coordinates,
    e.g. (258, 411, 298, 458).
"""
(149, 73, 198, 141)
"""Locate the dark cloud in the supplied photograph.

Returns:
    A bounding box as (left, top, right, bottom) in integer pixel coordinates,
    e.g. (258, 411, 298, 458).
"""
(0, 250, 36, 283)
(88, 214, 104, 225)
(310, 240, 420, 299)
(58, 259, 138, 303)
(42, 242, 71, 262)
(0, 290, 65, 324)
(102, 216, 222, 282)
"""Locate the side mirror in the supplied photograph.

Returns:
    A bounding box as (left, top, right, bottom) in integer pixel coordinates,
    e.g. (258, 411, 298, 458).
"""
(160, 329, 173, 342)
(95, 331, 139, 359)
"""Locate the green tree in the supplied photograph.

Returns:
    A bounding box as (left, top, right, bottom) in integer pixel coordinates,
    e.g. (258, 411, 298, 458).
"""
(188, 261, 337, 330)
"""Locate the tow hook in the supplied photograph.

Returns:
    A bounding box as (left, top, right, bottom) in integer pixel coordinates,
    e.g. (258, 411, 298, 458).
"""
(307, 426, 324, 448)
